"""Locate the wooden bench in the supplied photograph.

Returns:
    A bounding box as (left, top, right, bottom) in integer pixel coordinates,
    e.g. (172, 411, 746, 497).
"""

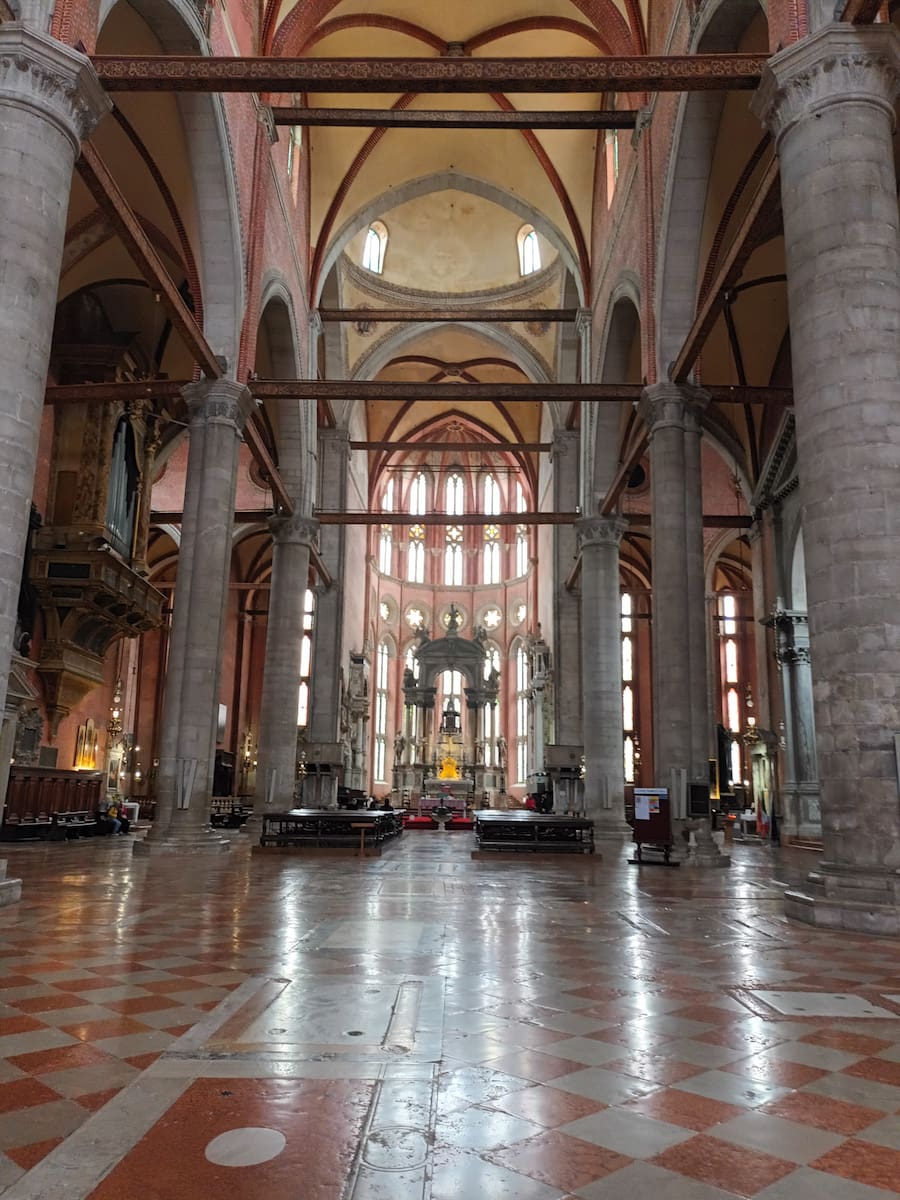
(48, 810, 100, 840)
(1, 813, 53, 841)
(474, 811, 595, 854)
(259, 808, 402, 852)
(209, 798, 250, 828)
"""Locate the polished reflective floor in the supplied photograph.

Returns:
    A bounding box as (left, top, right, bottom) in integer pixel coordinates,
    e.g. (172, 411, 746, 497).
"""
(0, 832, 897, 1197)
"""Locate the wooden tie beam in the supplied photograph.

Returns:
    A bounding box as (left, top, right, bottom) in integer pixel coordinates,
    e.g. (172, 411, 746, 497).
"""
(319, 308, 578, 323)
(45, 379, 793, 407)
(271, 107, 638, 130)
(90, 53, 768, 94)
(151, 509, 752, 529)
(350, 440, 551, 452)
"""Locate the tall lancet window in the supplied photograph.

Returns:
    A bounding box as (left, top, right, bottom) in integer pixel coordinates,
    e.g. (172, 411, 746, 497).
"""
(515, 482, 529, 577)
(379, 478, 394, 574)
(297, 588, 315, 728)
(483, 475, 501, 584)
(444, 472, 465, 585)
(374, 640, 390, 783)
(516, 642, 530, 784)
(407, 472, 427, 583)
(622, 592, 636, 783)
(718, 593, 745, 788)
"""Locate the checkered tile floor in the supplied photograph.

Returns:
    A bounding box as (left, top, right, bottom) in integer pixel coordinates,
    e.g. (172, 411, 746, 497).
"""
(0, 834, 899, 1196)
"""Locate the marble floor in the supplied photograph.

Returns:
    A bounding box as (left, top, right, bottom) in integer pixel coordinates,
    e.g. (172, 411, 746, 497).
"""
(0, 833, 897, 1197)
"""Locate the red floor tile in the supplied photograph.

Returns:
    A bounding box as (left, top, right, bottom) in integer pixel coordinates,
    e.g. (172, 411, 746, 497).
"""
(16, 992, 96, 1014)
(811, 1138, 900, 1192)
(124, 1053, 162, 1069)
(842, 1057, 900, 1087)
(87, 1076, 374, 1200)
(490, 1130, 631, 1192)
(762, 1090, 883, 1134)
(9, 1042, 116, 1075)
(5, 1137, 64, 1170)
(625, 1087, 744, 1131)
(800, 1030, 894, 1055)
(652, 1134, 795, 1196)
(0, 1077, 63, 1114)
(0, 1014, 48, 1036)
(76, 1088, 125, 1113)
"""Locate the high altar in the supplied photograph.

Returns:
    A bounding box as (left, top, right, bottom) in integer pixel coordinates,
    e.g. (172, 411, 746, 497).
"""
(393, 606, 504, 806)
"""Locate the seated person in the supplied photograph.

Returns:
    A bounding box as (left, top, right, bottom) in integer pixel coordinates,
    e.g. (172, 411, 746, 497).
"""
(99, 799, 130, 835)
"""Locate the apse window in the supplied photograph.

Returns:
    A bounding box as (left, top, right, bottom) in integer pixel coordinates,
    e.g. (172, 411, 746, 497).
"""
(517, 224, 541, 276)
(362, 220, 388, 274)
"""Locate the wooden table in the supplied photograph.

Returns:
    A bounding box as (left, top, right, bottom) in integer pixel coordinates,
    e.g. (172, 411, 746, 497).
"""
(474, 811, 595, 854)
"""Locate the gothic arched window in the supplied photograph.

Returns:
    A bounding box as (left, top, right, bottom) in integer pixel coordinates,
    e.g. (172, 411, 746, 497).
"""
(297, 589, 315, 727)
(362, 220, 388, 273)
(374, 640, 390, 783)
(379, 478, 394, 574)
(515, 642, 530, 784)
(517, 224, 541, 276)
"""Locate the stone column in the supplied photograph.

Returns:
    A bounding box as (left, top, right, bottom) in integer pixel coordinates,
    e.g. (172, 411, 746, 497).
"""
(137, 380, 254, 855)
(754, 25, 900, 929)
(254, 514, 317, 811)
(638, 384, 711, 794)
(576, 515, 630, 833)
(0, 27, 109, 717)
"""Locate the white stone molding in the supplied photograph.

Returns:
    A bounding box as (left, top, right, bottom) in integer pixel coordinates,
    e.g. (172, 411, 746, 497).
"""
(0, 25, 110, 150)
(753, 24, 900, 145)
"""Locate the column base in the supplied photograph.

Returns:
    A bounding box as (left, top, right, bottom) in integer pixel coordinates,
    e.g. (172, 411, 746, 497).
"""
(0, 862, 22, 907)
(785, 862, 900, 935)
(684, 822, 731, 869)
(133, 828, 232, 857)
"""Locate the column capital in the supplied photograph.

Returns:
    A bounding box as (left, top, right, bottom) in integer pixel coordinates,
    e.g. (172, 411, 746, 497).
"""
(0, 25, 110, 151)
(269, 512, 319, 546)
(575, 514, 628, 551)
(638, 382, 709, 435)
(182, 379, 254, 432)
(575, 307, 593, 335)
(752, 24, 900, 145)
